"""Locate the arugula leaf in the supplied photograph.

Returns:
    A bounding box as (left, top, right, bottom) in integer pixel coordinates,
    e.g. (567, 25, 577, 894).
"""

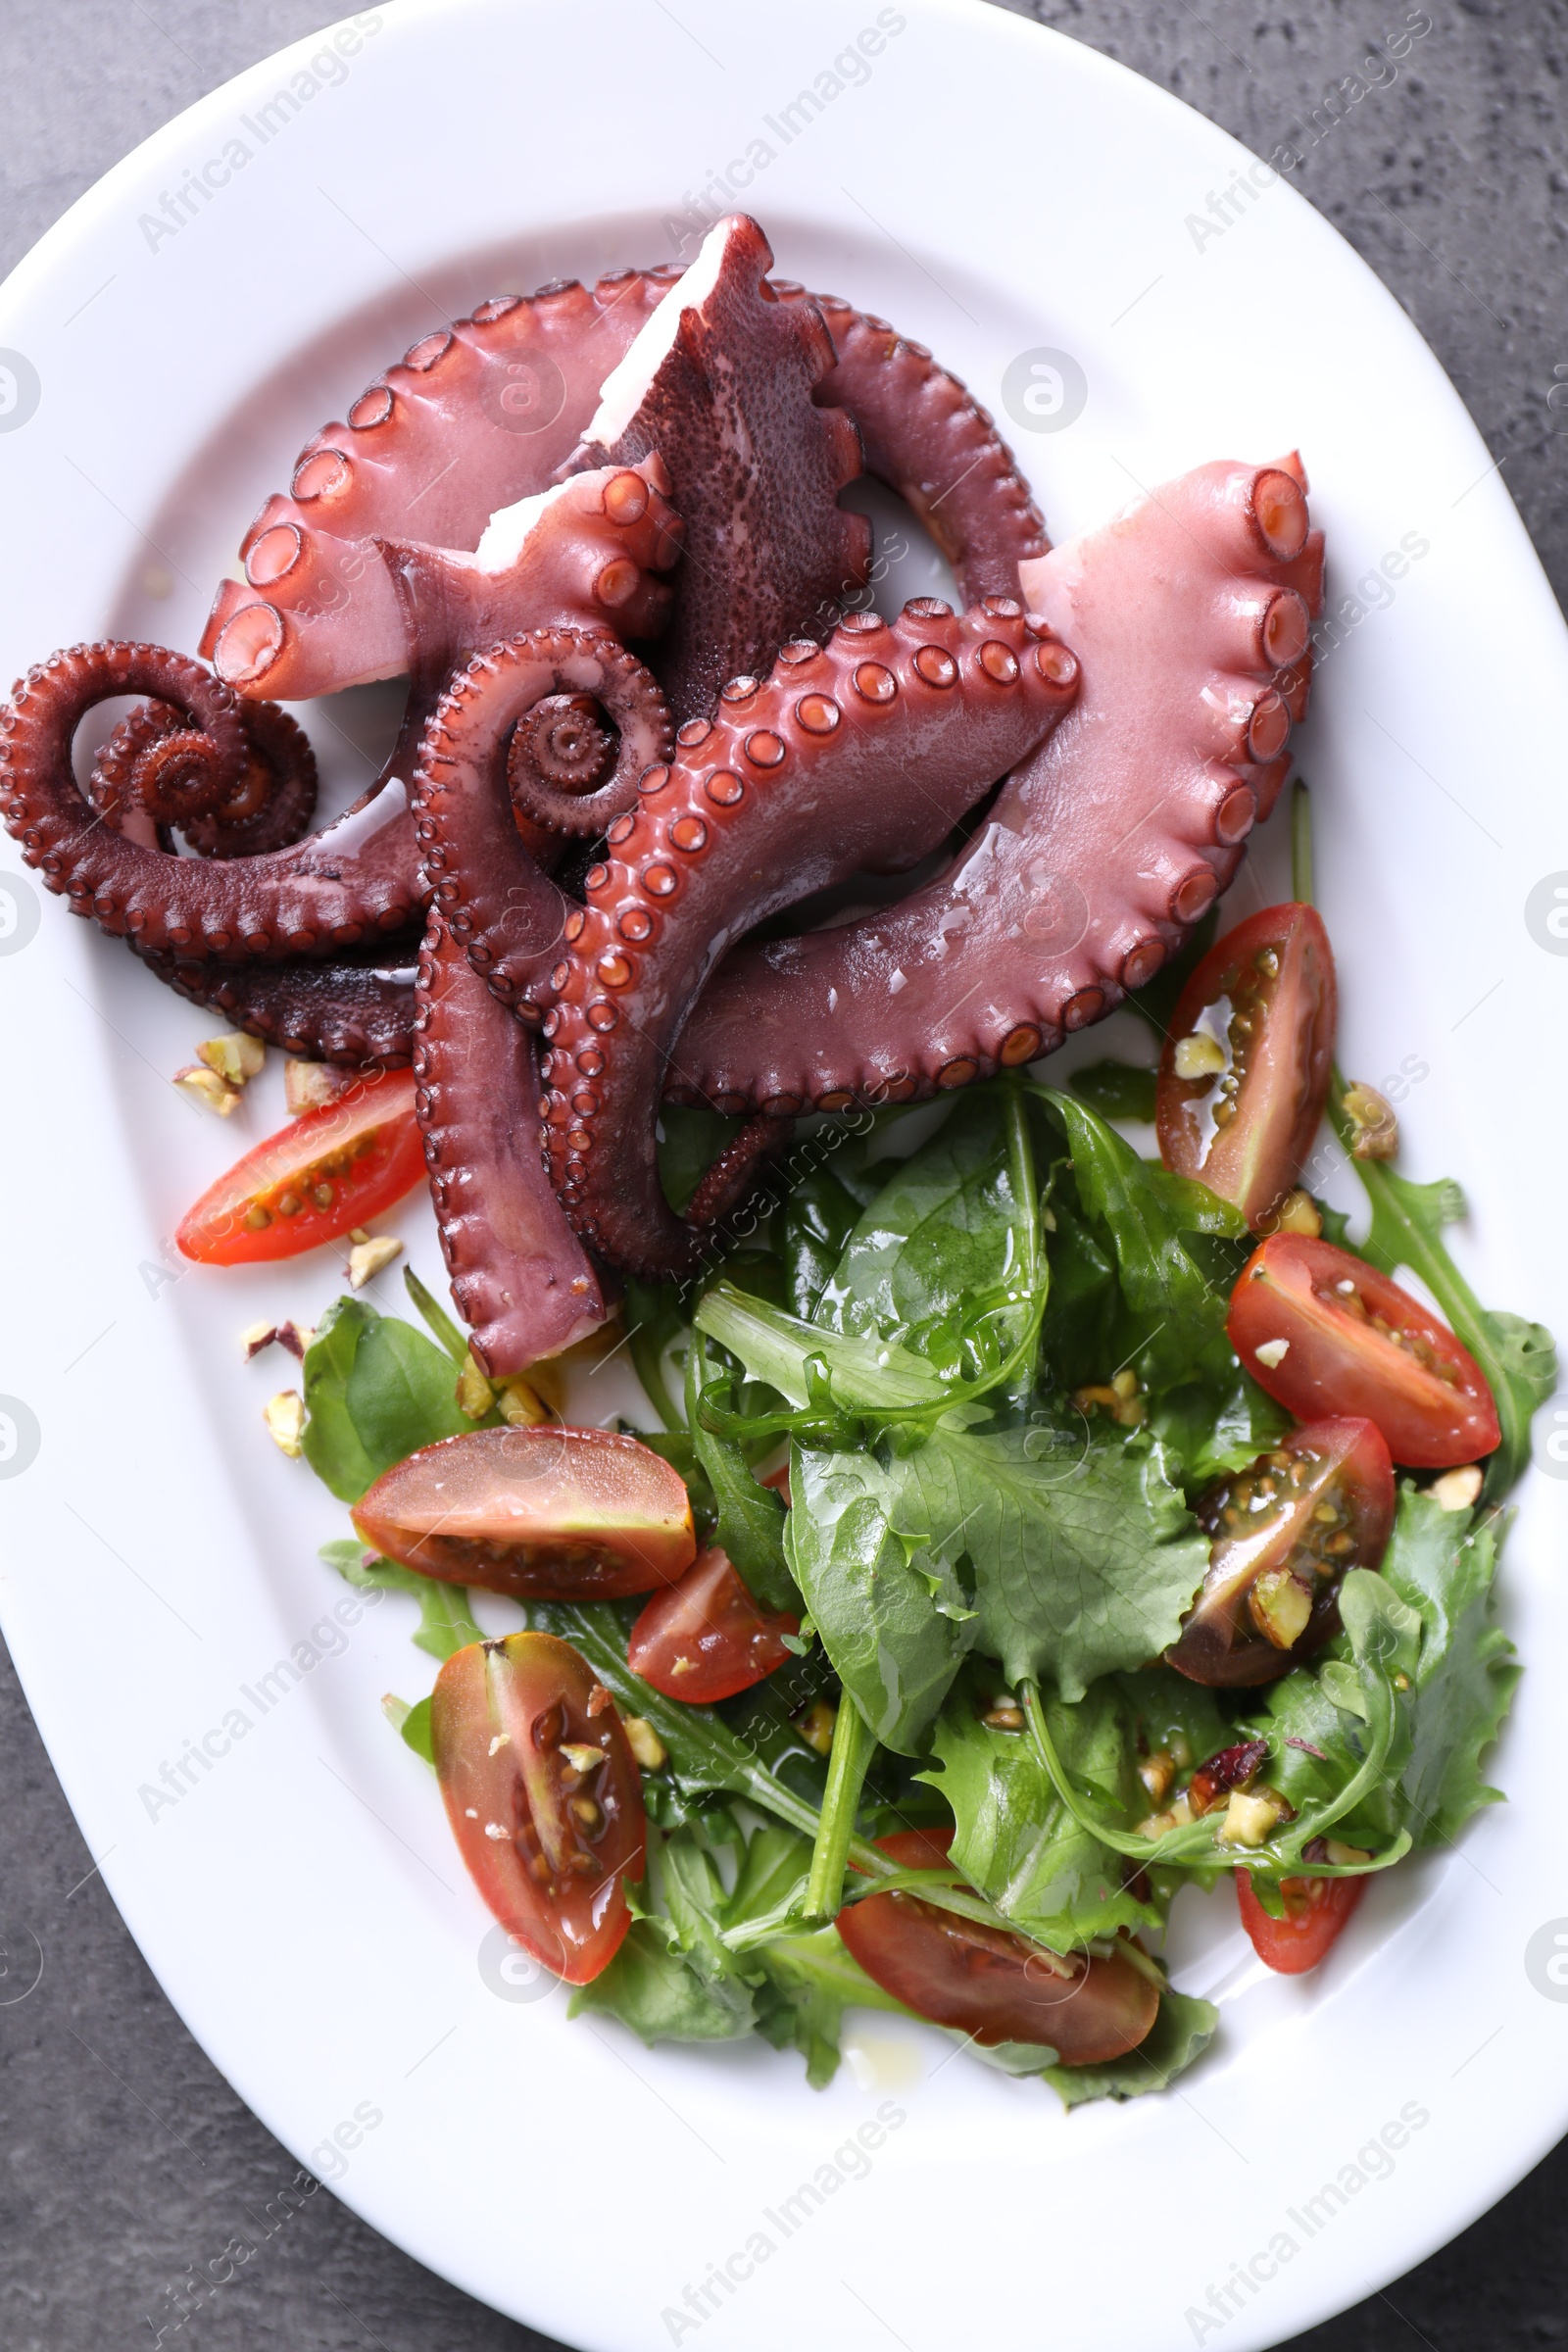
(570, 1920, 755, 2043)
(1329, 1099, 1556, 1498)
(1038, 1091, 1249, 1393)
(402, 1265, 467, 1364)
(1380, 1486, 1519, 1847)
(696, 1285, 949, 1417)
(1149, 1351, 1294, 1487)
(1069, 1061, 1158, 1124)
(914, 1420, 1207, 1703)
(1046, 1990, 1218, 2108)
(751, 1927, 906, 2087)
(381, 1691, 435, 1763)
(659, 1102, 744, 1214)
(320, 1538, 482, 1662)
(1037, 1196, 1119, 1394)
(922, 1677, 1159, 1949)
(686, 1336, 796, 1613)
(816, 1090, 1040, 1381)
(786, 1444, 976, 1751)
(783, 1161, 875, 1321)
(301, 1298, 470, 1501)
(623, 1276, 688, 1434)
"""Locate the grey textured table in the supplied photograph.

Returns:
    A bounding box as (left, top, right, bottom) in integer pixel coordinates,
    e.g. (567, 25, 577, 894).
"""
(1, 5, 1564, 2348)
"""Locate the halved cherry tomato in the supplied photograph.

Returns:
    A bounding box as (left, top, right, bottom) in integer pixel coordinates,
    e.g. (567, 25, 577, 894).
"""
(835, 1830, 1159, 2065)
(627, 1543, 800, 1702)
(1237, 1869, 1364, 1975)
(176, 1067, 422, 1264)
(1157, 905, 1336, 1229)
(1167, 1418, 1395, 1687)
(1229, 1234, 1499, 1468)
(352, 1426, 696, 1597)
(432, 1632, 645, 1984)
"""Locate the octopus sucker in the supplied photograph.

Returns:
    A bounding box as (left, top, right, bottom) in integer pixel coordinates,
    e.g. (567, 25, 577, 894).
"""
(677, 457, 1322, 1118)
(539, 599, 1081, 1280)
(414, 909, 610, 1374)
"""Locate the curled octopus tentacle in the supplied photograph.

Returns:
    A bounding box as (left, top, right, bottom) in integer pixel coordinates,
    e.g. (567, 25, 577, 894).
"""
(134, 936, 419, 1065)
(414, 627, 671, 1018)
(197, 221, 1046, 710)
(676, 457, 1325, 1112)
(91, 695, 319, 857)
(414, 909, 610, 1373)
(536, 598, 1080, 1280)
(0, 643, 420, 960)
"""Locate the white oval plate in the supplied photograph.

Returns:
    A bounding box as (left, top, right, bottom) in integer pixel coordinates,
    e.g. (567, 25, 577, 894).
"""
(3, 4, 1565, 2347)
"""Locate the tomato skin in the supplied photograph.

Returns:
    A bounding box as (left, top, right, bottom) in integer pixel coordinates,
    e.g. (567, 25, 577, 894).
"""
(432, 1633, 645, 1984)
(1157, 906, 1337, 1230)
(1167, 1417, 1396, 1687)
(627, 1544, 800, 1702)
(177, 1067, 423, 1264)
(352, 1426, 697, 1598)
(836, 1830, 1159, 2065)
(1237, 1870, 1364, 1974)
(1229, 1235, 1500, 1468)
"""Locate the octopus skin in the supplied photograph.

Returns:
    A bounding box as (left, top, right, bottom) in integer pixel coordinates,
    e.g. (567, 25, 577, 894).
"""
(0, 465, 681, 977)
(533, 598, 1081, 1279)
(414, 911, 609, 1371)
(136, 936, 420, 1065)
(413, 626, 676, 1019)
(197, 220, 1046, 713)
(677, 457, 1324, 1111)
(564, 215, 869, 720)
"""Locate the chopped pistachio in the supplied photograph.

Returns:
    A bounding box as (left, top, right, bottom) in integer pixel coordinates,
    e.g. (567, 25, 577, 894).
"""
(1110, 1368, 1139, 1401)
(487, 1734, 512, 1757)
(622, 1717, 667, 1771)
(263, 1390, 305, 1458)
(561, 1742, 605, 1777)
(197, 1031, 266, 1086)
(1253, 1337, 1291, 1369)
(1325, 1839, 1373, 1867)
(800, 1699, 837, 1756)
(173, 1063, 241, 1116)
(348, 1233, 403, 1289)
(240, 1319, 276, 1362)
(284, 1057, 356, 1115)
(495, 1374, 550, 1428)
(982, 1702, 1025, 1733)
(1250, 1566, 1313, 1650)
(1136, 1791, 1194, 1838)
(456, 1350, 494, 1419)
(1343, 1081, 1398, 1161)
(1173, 1032, 1227, 1080)
(1272, 1189, 1322, 1238)
(1430, 1463, 1483, 1513)
(1217, 1788, 1283, 1847)
(349, 1227, 370, 1247)
(1138, 1750, 1175, 1805)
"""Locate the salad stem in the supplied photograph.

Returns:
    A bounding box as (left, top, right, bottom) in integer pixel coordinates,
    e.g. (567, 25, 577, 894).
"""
(805, 1695, 876, 1922)
(1291, 776, 1314, 907)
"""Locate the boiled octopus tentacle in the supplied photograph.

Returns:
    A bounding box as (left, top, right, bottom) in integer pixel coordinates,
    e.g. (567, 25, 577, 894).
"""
(414, 910, 610, 1371)
(134, 936, 419, 1065)
(199, 270, 681, 698)
(413, 629, 672, 1018)
(0, 643, 418, 960)
(198, 222, 1042, 711)
(564, 215, 870, 720)
(782, 286, 1050, 603)
(676, 457, 1324, 1111)
(91, 695, 319, 858)
(536, 600, 1081, 1280)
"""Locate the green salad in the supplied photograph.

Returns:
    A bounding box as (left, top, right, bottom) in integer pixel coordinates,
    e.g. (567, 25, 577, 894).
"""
(286, 797, 1552, 2108)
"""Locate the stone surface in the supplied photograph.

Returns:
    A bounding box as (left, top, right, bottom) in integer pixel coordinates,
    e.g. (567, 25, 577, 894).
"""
(1, 5, 1563, 2349)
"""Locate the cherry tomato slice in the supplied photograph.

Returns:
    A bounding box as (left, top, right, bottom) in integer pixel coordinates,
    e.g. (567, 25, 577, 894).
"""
(1167, 1417, 1395, 1687)
(432, 1632, 645, 1984)
(176, 1067, 423, 1265)
(1157, 905, 1336, 1230)
(352, 1426, 696, 1598)
(836, 1830, 1159, 2065)
(627, 1543, 800, 1702)
(1237, 1870, 1364, 1974)
(1229, 1234, 1500, 1468)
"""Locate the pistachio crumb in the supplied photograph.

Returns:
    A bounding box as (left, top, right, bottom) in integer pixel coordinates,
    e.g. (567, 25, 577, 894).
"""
(622, 1717, 667, 1770)
(1429, 1463, 1483, 1513)
(1253, 1338, 1291, 1369)
(174, 1063, 241, 1116)
(800, 1699, 837, 1756)
(197, 1031, 265, 1087)
(1173, 1032, 1227, 1080)
(263, 1390, 305, 1458)
(348, 1233, 403, 1288)
(1216, 1788, 1282, 1847)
